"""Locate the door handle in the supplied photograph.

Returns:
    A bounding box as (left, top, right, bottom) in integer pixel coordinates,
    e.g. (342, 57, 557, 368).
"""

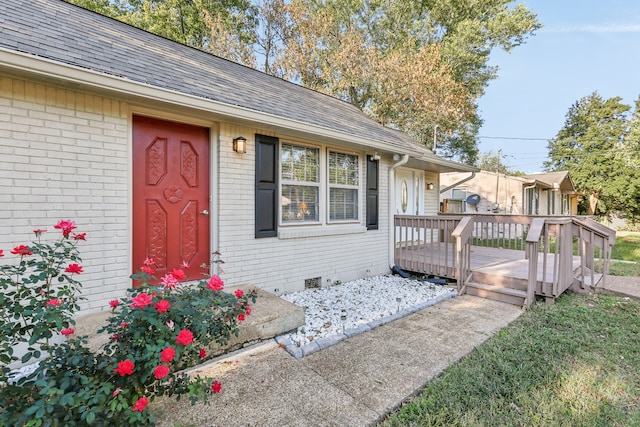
(200, 210, 209, 216)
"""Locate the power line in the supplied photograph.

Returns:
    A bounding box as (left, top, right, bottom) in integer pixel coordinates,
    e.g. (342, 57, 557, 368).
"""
(478, 135, 551, 141)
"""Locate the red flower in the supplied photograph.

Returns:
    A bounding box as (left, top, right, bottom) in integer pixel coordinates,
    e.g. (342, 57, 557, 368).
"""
(114, 359, 135, 377)
(160, 347, 176, 362)
(109, 299, 120, 309)
(180, 261, 189, 269)
(171, 268, 186, 281)
(72, 232, 86, 240)
(65, 263, 83, 274)
(246, 306, 252, 316)
(54, 220, 77, 237)
(154, 364, 170, 379)
(211, 380, 222, 394)
(143, 257, 155, 266)
(46, 298, 61, 307)
(206, 275, 224, 291)
(234, 289, 244, 298)
(176, 329, 194, 346)
(113, 387, 122, 397)
(154, 299, 170, 313)
(141, 266, 155, 275)
(33, 229, 47, 236)
(11, 245, 32, 256)
(238, 313, 246, 322)
(132, 396, 149, 412)
(130, 293, 153, 309)
(119, 322, 129, 328)
(0, 250, 4, 257)
(160, 274, 178, 290)
(199, 349, 207, 359)
(61, 328, 75, 336)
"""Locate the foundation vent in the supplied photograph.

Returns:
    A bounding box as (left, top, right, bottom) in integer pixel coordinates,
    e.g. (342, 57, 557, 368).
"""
(304, 277, 321, 289)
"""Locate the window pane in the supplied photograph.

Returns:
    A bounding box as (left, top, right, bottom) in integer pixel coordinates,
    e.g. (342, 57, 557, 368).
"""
(329, 152, 358, 185)
(330, 188, 358, 221)
(282, 143, 319, 183)
(282, 185, 319, 222)
(451, 189, 466, 200)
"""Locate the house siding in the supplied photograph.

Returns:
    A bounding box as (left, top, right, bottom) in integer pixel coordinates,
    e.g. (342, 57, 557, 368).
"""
(0, 75, 130, 312)
(216, 124, 390, 295)
(1, 75, 393, 314)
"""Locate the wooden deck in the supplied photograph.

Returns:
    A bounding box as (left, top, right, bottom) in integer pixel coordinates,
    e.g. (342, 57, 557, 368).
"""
(394, 215, 614, 306)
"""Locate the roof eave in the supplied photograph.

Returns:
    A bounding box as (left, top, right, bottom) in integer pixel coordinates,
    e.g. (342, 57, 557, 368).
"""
(0, 48, 401, 153)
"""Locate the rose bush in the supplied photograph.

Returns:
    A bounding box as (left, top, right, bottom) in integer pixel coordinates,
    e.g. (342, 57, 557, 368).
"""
(0, 222, 257, 426)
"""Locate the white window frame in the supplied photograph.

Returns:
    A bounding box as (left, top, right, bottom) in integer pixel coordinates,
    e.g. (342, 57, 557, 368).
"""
(327, 149, 360, 224)
(278, 141, 363, 228)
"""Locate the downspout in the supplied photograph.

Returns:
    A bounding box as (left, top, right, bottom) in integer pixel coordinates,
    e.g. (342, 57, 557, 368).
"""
(388, 154, 410, 269)
(439, 172, 476, 194)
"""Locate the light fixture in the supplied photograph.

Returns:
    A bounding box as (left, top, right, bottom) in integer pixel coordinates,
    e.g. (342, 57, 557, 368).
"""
(233, 136, 247, 154)
(426, 182, 435, 190)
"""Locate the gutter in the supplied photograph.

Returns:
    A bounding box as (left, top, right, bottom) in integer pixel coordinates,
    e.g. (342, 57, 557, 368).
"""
(439, 172, 476, 194)
(388, 154, 410, 268)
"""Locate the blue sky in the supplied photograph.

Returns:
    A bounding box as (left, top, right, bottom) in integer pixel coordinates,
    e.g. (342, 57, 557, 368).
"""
(476, 1, 640, 173)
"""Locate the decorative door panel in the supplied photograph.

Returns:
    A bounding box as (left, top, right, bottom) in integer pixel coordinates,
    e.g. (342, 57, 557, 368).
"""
(133, 115, 210, 285)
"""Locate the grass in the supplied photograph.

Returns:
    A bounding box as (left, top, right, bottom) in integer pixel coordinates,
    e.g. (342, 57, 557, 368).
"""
(380, 292, 640, 427)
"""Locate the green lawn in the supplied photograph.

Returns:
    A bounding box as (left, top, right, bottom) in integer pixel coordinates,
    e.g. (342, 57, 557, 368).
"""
(381, 233, 640, 427)
(380, 292, 640, 427)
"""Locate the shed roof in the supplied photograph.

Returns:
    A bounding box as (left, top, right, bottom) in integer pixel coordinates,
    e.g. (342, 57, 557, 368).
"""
(0, 0, 456, 162)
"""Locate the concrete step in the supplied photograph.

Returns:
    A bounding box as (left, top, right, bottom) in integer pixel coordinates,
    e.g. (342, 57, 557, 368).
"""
(465, 281, 527, 307)
(74, 288, 305, 358)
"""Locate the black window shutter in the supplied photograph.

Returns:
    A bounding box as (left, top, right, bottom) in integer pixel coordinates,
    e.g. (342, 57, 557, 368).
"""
(255, 134, 279, 238)
(366, 156, 379, 230)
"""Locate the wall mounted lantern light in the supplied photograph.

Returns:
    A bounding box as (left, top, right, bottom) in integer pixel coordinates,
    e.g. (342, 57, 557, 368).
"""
(426, 182, 435, 190)
(233, 136, 247, 154)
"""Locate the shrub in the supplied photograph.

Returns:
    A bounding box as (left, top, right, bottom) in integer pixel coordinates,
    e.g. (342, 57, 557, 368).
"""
(0, 222, 257, 426)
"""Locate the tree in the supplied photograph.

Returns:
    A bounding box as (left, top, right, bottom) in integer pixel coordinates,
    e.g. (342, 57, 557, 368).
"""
(268, 0, 540, 163)
(545, 92, 640, 220)
(476, 150, 510, 174)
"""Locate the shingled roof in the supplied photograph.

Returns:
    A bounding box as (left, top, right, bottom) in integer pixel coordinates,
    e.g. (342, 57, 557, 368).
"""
(0, 0, 429, 155)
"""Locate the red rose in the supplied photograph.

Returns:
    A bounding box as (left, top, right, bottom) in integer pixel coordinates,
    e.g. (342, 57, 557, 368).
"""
(114, 359, 135, 377)
(130, 293, 153, 309)
(54, 220, 77, 237)
(33, 229, 47, 236)
(234, 289, 244, 298)
(154, 364, 170, 379)
(132, 396, 149, 412)
(72, 232, 86, 240)
(206, 275, 224, 291)
(141, 266, 155, 275)
(46, 298, 61, 307)
(211, 380, 222, 394)
(109, 300, 120, 309)
(160, 274, 178, 290)
(160, 347, 176, 362)
(11, 245, 32, 256)
(238, 313, 246, 322)
(0, 250, 4, 257)
(61, 328, 75, 336)
(143, 257, 155, 266)
(176, 329, 194, 346)
(246, 306, 252, 316)
(155, 299, 171, 313)
(199, 349, 207, 359)
(171, 268, 186, 281)
(65, 263, 83, 274)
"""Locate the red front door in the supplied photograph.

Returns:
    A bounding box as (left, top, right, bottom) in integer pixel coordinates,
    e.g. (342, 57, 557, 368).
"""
(132, 115, 210, 284)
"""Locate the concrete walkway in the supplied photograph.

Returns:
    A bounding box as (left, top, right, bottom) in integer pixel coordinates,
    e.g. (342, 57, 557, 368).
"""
(598, 274, 640, 300)
(153, 295, 523, 427)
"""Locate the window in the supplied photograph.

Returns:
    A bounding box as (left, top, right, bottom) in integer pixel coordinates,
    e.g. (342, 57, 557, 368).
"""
(281, 143, 319, 223)
(328, 151, 359, 221)
(278, 142, 361, 225)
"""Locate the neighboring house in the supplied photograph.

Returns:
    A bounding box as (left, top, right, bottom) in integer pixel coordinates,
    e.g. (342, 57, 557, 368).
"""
(440, 170, 578, 215)
(0, 0, 474, 315)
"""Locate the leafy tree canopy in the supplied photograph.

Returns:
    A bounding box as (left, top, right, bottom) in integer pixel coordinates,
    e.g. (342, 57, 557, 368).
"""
(545, 92, 640, 220)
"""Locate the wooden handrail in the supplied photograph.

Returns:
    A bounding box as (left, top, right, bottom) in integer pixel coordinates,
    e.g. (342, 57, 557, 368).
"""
(452, 216, 474, 293)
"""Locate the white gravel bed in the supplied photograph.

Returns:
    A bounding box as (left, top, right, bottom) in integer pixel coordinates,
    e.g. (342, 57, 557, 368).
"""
(276, 275, 457, 357)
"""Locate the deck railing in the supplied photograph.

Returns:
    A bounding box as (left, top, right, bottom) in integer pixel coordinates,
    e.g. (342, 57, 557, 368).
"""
(394, 214, 616, 305)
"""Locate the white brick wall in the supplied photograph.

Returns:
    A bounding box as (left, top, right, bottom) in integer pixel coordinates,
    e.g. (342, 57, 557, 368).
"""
(0, 76, 130, 315)
(0, 75, 395, 315)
